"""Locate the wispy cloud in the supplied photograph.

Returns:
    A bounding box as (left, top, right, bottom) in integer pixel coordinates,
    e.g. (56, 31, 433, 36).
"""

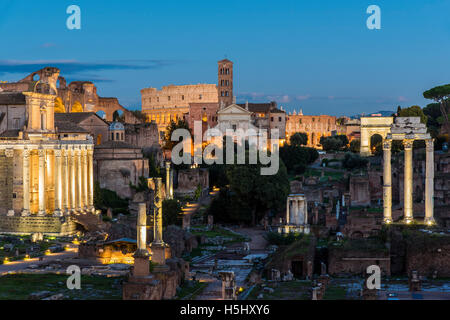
(238, 92, 311, 103)
(40, 43, 57, 49)
(0, 59, 175, 76)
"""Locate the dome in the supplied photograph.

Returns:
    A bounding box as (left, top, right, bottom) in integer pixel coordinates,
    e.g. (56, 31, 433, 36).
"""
(109, 121, 124, 131)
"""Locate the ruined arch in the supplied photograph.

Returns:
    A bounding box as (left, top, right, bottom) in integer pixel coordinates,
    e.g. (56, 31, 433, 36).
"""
(370, 133, 383, 155)
(360, 117, 393, 156)
(113, 109, 124, 122)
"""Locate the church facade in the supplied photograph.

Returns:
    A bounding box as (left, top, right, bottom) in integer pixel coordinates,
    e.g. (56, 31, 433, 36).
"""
(0, 67, 95, 235)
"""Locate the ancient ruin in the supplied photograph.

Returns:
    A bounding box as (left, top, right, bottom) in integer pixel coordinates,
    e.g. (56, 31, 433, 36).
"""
(382, 117, 435, 225)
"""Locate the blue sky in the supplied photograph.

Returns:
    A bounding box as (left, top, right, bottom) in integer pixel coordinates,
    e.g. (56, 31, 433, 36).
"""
(0, 0, 449, 116)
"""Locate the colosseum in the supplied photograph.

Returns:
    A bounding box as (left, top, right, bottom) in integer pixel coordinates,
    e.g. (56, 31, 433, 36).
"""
(141, 84, 219, 134)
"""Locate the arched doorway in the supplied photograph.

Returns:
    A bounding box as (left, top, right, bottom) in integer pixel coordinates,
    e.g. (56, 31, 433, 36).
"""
(360, 117, 394, 156)
(370, 134, 383, 155)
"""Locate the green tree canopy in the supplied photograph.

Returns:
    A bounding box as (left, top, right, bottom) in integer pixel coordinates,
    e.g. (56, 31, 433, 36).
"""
(349, 139, 360, 153)
(398, 105, 427, 124)
(279, 145, 318, 174)
(162, 199, 183, 227)
(320, 136, 343, 152)
(163, 119, 191, 150)
(224, 157, 290, 226)
(341, 153, 368, 170)
(423, 84, 450, 132)
(290, 132, 308, 146)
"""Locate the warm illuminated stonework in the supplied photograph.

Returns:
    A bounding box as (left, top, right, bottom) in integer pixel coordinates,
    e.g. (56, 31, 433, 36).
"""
(0, 67, 95, 235)
(286, 111, 337, 148)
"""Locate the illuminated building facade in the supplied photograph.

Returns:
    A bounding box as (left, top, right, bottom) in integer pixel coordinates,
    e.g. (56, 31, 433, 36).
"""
(0, 67, 95, 235)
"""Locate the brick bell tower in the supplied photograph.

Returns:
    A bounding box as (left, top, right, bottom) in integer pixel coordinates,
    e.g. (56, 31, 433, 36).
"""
(218, 59, 233, 109)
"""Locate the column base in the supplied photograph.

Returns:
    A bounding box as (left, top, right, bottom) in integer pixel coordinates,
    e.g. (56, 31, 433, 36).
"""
(54, 210, 63, 217)
(383, 217, 393, 224)
(37, 210, 46, 217)
(424, 217, 436, 226)
(403, 217, 414, 224)
(21, 210, 30, 217)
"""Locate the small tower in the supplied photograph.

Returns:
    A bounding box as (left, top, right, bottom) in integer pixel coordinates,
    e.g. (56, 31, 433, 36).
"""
(218, 59, 233, 108)
(109, 121, 125, 141)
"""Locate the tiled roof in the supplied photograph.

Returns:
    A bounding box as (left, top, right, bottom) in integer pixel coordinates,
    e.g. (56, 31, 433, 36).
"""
(0, 129, 20, 138)
(238, 102, 278, 113)
(95, 140, 140, 149)
(54, 112, 108, 124)
(0, 93, 26, 105)
(55, 120, 89, 133)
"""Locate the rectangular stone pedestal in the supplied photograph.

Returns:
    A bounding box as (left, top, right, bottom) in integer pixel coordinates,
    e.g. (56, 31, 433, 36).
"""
(133, 256, 150, 277)
(150, 242, 169, 265)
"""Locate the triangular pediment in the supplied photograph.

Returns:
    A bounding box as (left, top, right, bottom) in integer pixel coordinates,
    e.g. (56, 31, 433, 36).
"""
(217, 104, 252, 115)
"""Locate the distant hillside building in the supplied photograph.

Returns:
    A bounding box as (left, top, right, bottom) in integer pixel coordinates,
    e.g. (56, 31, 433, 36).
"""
(286, 110, 337, 148)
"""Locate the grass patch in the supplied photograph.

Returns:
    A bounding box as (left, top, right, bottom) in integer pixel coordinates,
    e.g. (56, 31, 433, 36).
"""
(0, 273, 123, 300)
(248, 281, 311, 300)
(323, 285, 347, 300)
(176, 281, 208, 300)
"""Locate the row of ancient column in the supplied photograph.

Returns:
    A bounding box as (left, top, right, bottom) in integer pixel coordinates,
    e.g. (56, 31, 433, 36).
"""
(383, 139, 434, 224)
(22, 146, 94, 216)
(286, 196, 308, 225)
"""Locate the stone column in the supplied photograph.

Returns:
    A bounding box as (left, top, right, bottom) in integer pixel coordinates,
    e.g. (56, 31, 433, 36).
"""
(137, 203, 148, 252)
(70, 148, 76, 212)
(153, 178, 163, 244)
(77, 148, 83, 211)
(62, 148, 70, 213)
(149, 177, 169, 269)
(133, 203, 150, 277)
(38, 149, 46, 216)
(54, 149, 62, 216)
(303, 199, 308, 225)
(88, 149, 94, 210)
(169, 169, 174, 199)
(22, 149, 30, 216)
(382, 139, 392, 223)
(165, 161, 171, 199)
(286, 198, 290, 224)
(82, 149, 89, 209)
(403, 139, 414, 223)
(5, 149, 14, 216)
(424, 139, 435, 225)
(292, 199, 299, 225)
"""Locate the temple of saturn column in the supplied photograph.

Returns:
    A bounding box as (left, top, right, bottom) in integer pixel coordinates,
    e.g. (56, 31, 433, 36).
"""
(382, 117, 435, 225)
(279, 194, 310, 234)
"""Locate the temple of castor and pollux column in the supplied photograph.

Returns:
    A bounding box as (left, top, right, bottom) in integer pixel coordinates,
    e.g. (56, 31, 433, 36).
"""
(360, 116, 435, 226)
(0, 67, 96, 236)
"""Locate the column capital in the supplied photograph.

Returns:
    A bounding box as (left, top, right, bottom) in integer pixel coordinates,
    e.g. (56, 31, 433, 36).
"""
(55, 149, 62, 157)
(5, 148, 14, 158)
(382, 139, 392, 150)
(402, 139, 414, 149)
(23, 149, 30, 158)
(38, 149, 45, 157)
